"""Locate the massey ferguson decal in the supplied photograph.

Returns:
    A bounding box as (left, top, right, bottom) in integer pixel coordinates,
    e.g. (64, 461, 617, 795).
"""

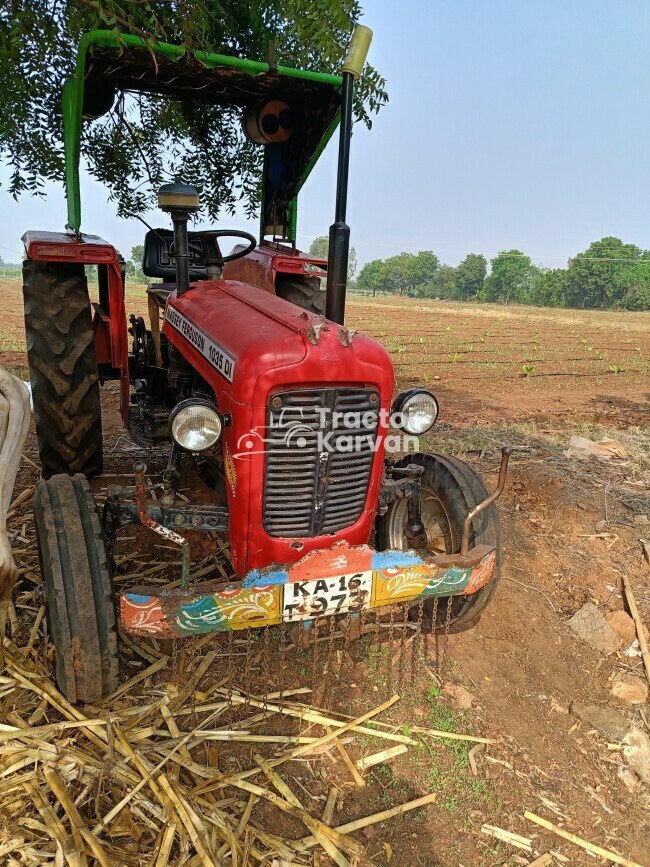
(165, 306, 236, 382)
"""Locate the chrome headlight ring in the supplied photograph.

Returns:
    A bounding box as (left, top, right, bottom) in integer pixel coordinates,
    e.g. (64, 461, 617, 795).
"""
(169, 399, 223, 452)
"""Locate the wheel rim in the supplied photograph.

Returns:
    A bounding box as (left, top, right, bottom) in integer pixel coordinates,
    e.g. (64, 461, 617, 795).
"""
(386, 484, 451, 554)
(385, 483, 470, 628)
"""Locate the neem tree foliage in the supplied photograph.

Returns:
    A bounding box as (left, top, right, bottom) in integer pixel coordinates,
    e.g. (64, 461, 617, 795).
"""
(0, 0, 387, 220)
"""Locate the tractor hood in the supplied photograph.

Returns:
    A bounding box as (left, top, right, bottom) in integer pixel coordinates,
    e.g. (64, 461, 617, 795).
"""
(163, 280, 394, 409)
(163, 279, 394, 576)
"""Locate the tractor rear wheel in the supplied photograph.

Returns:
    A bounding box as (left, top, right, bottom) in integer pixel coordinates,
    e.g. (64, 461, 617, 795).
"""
(23, 259, 103, 478)
(275, 276, 326, 315)
(34, 474, 119, 703)
(375, 453, 502, 633)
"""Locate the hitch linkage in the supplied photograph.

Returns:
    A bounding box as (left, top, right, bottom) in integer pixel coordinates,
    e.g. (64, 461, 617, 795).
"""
(133, 461, 191, 586)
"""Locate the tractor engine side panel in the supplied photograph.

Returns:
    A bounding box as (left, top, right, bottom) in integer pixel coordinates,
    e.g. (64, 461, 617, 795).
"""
(163, 279, 394, 578)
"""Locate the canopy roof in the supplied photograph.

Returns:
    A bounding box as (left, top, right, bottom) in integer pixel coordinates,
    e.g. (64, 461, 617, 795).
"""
(64, 30, 343, 232)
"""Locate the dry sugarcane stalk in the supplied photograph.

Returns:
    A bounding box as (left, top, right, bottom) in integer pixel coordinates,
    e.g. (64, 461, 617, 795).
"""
(5, 656, 114, 755)
(21, 604, 44, 656)
(480, 824, 532, 853)
(253, 754, 349, 867)
(190, 694, 402, 798)
(92, 714, 210, 834)
(157, 773, 217, 867)
(6, 485, 35, 519)
(187, 732, 319, 746)
(152, 821, 177, 867)
(113, 724, 167, 804)
(468, 742, 484, 776)
(327, 727, 365, 788)
(235, 793, 257, 838)
(321, 786, 339, 825)
(253, 754, 304, 808)
(42, 766, 113, 867)
(619, 572, 650, 685)
(120, 631, 162, 664)
(169, 651, 219, 711)
(410, 725, 496, 744)
(220, 692, 416, 745)
(527, 856, 553, 867)
(105, 654, 170, 701)
(0, 718, 107, 742)
(277, 694, 400, 764)
(160, 701, 192, 762)
(24, 780, 84, 867)
(524, 811, 644, 867)
(225, 776, 363, 860)
(299, 792, 438, 849)
(355, 744, 408, 772)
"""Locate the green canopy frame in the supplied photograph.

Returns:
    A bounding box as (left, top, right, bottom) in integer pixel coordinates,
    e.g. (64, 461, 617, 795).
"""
(62, 30, 343, 236)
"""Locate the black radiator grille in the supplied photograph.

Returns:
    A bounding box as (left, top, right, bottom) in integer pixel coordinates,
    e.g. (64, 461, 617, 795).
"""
(263, 387, 380, 538)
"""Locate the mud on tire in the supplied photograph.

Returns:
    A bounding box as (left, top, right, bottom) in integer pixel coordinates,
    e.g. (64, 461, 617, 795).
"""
(34, 474, 119, 703)
(23, 259, 103, 477)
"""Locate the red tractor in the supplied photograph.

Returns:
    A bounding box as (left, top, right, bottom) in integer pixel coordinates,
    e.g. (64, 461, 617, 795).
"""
(22, 27, 509, 703)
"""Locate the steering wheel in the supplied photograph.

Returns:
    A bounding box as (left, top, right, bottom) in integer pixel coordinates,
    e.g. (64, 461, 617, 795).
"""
(195, 230, 257, 268)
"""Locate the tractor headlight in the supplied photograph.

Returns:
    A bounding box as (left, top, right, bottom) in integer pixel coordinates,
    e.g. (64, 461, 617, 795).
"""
(170, 400, 222, 452)
(392, 390, 439, 435)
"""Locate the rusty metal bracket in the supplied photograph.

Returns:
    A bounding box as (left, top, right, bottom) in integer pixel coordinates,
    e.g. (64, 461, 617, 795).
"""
(377, 462, 424, 517)
(133, 461, 191, 586)
(461, 446, 512, 555)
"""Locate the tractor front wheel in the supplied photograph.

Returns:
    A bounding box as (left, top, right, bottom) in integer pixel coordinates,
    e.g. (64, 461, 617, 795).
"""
(375, 453, 502, 633)
(34, 474, 119, 703)
(23, 259, 103, 477)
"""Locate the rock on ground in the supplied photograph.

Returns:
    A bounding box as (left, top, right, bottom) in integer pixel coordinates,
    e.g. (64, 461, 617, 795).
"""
(611, 672, 648, 704)
(618, 766, 640, 793)
(606, 610, 650, 646)
(570, 702, 630, 741)
(568, 602, 620, 654)
(622, 728, 650, 785)
(442, 683, 474, 709)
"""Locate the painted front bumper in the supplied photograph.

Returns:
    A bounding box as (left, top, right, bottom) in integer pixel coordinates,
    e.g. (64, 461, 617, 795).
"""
(120, 540, 497, 637)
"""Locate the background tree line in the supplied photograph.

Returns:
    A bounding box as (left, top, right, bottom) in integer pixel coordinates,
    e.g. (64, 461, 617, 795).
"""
(125, 234, 649, 311)
(354, 237, 650, 311)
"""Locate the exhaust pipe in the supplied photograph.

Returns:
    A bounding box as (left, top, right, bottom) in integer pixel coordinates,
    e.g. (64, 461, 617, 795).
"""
(158, 182, 200, 297)
(325, 25, 373, 325)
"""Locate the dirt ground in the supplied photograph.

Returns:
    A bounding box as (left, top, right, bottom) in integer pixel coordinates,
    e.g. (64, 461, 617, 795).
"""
(2, 280, 649, 865)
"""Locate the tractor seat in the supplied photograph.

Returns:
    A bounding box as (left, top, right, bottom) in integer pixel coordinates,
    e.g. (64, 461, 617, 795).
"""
(147, 283, 175, 308)
(142, 228, 209, 282)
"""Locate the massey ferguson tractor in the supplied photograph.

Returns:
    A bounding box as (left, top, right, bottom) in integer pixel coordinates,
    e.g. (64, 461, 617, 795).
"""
(21, 27, 509, 703)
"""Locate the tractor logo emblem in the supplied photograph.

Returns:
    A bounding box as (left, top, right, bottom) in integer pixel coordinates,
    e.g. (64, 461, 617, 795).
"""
(224, 444, 237, 497)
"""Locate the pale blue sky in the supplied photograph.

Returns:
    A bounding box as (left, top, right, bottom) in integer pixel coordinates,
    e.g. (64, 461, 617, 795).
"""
(2, 0, 650, 268)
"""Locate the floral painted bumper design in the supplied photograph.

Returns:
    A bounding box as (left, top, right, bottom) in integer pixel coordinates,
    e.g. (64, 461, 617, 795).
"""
(120, 543, 496, 637)
(120, 541, 496, 637)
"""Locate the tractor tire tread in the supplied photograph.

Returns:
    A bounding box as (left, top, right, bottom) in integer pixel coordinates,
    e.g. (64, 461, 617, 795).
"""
(275, 276, 326, 315)
(23, 259, 103, 477)
(34, 474, 118, 703)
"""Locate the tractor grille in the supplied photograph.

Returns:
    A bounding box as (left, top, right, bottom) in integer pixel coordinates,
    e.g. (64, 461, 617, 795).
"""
(263, 387, 380, 538)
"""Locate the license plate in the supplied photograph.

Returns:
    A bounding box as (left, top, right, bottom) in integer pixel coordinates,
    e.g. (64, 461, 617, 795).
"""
(282, 571, 373, 621)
